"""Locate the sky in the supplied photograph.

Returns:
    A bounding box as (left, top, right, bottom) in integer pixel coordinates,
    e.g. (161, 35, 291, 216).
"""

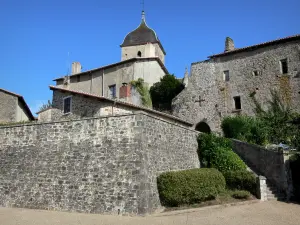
(1, 0, 299, 114)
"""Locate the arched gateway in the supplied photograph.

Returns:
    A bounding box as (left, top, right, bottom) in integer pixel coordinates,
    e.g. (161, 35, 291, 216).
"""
(195, 121, 211, 133)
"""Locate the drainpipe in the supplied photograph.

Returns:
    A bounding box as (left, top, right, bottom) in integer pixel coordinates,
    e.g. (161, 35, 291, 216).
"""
(102, 69, 105, 97)
(90, 72, 93, 93)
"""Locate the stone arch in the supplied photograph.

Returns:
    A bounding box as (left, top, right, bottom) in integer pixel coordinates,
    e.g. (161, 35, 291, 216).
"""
(137, 51, 142, 57)
(195, 121, 211, 133)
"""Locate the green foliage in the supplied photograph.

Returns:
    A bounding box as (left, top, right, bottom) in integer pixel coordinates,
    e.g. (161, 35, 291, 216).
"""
(231, 190, 251, 199)
(223, 170, 257, 196)
(221, 116, 268, 146)
(130, 78, 152, 108)
(150, 74, 184, 111)
(210, 147, 247, 173)
(39, 100, 52, 112)
(290, 154, 300, 201)
(252, 89, 297, 145)
(197, 133, 247, 171)
(0, 121, 34, 127)
(157, 168, 226, 207)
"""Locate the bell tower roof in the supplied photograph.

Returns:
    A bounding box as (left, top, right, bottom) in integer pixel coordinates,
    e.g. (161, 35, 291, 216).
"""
(121, 11, 165, 54)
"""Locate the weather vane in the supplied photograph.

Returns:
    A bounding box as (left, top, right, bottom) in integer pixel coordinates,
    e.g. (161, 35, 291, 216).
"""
(141, 0, 145, 11)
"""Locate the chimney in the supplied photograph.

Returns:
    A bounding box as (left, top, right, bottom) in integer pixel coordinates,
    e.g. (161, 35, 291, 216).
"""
(225, 37, 234, 52)
(119, 83, 131, 99)
(71, 62, 82, 75)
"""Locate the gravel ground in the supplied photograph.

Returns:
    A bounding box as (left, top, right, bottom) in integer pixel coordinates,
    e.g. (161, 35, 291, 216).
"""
(0, 201, 299, 225)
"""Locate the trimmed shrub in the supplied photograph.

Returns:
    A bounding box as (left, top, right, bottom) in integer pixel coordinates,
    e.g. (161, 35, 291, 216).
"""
(198, 133, 232, 167)
(231, 190, 251, 199)
(223, 170, 256, 196)
(157, 168, 226, 207)
(210, 147, 247, 173)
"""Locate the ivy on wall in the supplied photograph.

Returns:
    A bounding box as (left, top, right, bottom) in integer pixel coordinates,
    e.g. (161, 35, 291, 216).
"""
(130, 78, 152, 108)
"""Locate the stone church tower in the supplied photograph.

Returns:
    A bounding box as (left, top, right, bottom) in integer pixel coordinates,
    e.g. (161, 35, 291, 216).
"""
(120, 11, 166, 64)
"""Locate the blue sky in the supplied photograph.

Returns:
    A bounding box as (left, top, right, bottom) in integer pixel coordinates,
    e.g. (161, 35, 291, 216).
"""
(1, 0, 299, 114)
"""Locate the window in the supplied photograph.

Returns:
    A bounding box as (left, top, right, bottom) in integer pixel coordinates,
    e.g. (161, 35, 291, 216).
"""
(137, 51, 142, 57)
(76, 75, 80, 82)
(223, 70, 230, 81)
(63, 97, 72, 114)
(109, 85, 116, 98)
(233, 96, 241, 110)
(253, 70, 259, 76)
(280, 59, 288, 74)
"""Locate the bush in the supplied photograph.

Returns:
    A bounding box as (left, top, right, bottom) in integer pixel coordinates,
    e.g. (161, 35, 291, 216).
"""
(210, 147, 247, 173)
(198, 133, 232, 167)
(231, 190, 251, 199)
(221, 116, 268, 146)
(157, 168, 226, 207)
(223, 170, 257, 196)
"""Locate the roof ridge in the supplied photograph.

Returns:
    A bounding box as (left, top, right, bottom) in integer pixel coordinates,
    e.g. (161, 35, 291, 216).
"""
(209, 34, 300, 58)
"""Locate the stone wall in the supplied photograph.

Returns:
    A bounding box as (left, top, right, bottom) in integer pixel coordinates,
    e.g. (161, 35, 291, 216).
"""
(173, 39, 300, 132)
(0, 112, 199, 215)
(232, 140, 293, 198)
(0, 91, 17, 123)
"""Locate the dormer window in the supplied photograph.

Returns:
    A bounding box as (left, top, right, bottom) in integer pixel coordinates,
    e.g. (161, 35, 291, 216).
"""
(137, 51, 142, 57)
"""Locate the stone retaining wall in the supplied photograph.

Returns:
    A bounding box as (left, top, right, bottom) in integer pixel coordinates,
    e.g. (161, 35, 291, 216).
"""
(0, 112, 199, 215)
(232, 140, 293, 199)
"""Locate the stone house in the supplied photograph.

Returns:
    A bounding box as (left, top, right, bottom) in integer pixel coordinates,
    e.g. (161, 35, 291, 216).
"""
(0, 88, 34, 123)
(37, 85, 189, 126)
(53, 11, 168, 105)
(172, 34, 300, 132)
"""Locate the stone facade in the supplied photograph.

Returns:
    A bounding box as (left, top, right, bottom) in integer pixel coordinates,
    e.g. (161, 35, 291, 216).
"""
(0, 89, 34, 123)
(232, 140, 294, 199)
(38, 88, 192, 127)
(0, 91, 17, 123)
(121, 43, 165, 64)
(172, 38, 300, 132)
(0, 112, 199, 215)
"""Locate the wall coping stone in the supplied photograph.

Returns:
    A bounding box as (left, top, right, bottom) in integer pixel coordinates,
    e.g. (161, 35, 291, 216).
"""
(0, 111, 200, 133)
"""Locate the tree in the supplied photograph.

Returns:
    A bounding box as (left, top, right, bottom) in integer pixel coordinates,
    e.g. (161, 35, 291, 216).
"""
(39, 100, 52, 112)
(252, 89, 297, 145)
(150, 74, 184, 111)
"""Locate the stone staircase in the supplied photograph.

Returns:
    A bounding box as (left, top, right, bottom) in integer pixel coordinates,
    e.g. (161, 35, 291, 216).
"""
(266, 180, 286, 201)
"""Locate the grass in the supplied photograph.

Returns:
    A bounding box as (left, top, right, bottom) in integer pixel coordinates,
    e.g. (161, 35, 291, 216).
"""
(163, 189, 255, 212)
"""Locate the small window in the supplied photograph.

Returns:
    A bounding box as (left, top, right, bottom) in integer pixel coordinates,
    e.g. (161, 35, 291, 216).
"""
(76, 76, 80, 82)
(253, 70, 259, 76)
(233, 96, 241, 110)
(280, 59, 288, 74)
(63, 97, 72, 114)
(109, 85, 116, 98)
(223, 70, 230, 81)
(137, 51, 142, 57)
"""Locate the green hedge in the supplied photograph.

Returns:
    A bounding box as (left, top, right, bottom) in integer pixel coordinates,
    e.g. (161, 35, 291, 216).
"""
(231, 190, 251, 199)
(210, 147, 247, 173)
(197, 133, 232, 168)
(157, 168, 226, 207)
(223, 170, 257, 196)
(197, 133, 247, 172)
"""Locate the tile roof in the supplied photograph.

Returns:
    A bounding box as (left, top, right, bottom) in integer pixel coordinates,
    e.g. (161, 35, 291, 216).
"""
(49, 85, 193, 126)
(53, 57, 168, 81)
(209, 34, 300, 58)
(0, 88, 35, 120)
